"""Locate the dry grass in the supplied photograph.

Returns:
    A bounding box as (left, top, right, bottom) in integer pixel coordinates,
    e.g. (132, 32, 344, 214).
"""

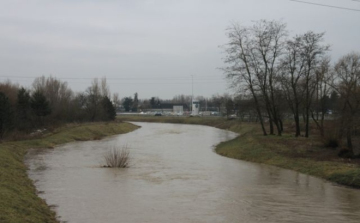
(103, 146, 130, 168)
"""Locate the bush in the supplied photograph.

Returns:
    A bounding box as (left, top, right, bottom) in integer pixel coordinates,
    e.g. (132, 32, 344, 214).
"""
(103, 146, 130, 168)
(323, 135, 339, 148)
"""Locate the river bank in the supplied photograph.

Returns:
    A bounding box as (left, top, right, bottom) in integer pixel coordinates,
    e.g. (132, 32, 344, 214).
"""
(0, 122, 138, 223)
(118, 116, 360, 188)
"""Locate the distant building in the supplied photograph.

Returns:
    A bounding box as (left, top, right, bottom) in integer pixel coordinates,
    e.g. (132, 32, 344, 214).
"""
(146, 103, 189, 113)
(173, 105, 184, 114)
(191, 100, 200, 116)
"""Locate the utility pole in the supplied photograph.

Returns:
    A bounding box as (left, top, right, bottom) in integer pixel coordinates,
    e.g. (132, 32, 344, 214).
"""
(191, 75, 194, 113)
(192, 75, 194, 98)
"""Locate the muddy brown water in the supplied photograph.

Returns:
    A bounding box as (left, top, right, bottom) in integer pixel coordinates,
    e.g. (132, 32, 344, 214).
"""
(26, 122, 360, 223)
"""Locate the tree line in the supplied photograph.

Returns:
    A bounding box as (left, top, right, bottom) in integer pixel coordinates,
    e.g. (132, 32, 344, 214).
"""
(120, 94, 238, 115)
(223, 20, 360, 156)
(0, 76, 116, 139)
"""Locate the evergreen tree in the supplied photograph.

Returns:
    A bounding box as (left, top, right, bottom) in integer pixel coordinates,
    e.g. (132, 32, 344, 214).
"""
(150, 97, 156, 108)
(101, 96, 116, 121)
(16, 88, 32, 130)
(122, 97, 133, 112)
(30, 90, 51, 126)
(0, 92, 13, 138)
(225, 98, 234, 119)
(132, 92, 139, 112)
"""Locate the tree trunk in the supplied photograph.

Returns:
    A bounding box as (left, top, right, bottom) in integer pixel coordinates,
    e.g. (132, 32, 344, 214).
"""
(249, 86, 267, 136)
(272, 109, 282, 136)
(294, 112, 301, 137)
(253, 95, 267, 136)
(279, 119, 284, 133)
(346, 127, 354, 156)
(305, 107, 310, 138)
(268, 110, 274, 135)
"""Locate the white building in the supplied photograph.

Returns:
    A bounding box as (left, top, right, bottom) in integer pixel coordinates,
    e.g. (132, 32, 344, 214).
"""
(191, 100, 200, 116)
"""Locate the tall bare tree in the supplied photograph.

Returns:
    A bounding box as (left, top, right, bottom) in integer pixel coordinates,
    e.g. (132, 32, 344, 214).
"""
(86, 78, 104, 121)
(223, 20, 287, 135)
(112, 93, 121, 111)
(299, 32, 330, 137)
(311, 57, 332, 137)
(333, 53, 360, 155)
(32, 76, 73, 121)
(280, 35, 307, 136)
(100, 77, 110, 98)
(280, 32, 329, 137)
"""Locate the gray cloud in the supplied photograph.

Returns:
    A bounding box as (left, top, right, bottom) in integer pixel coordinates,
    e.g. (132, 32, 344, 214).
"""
(0, 0, 359, 99)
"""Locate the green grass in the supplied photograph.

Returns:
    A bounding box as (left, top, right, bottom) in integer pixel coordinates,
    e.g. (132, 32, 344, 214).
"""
(215, 133, 360, 187)
(0, 122, 139, 223)
(120, 115, 360, 188)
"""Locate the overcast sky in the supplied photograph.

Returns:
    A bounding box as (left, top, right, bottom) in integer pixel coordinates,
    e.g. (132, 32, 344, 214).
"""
(0, 0, 359, 99)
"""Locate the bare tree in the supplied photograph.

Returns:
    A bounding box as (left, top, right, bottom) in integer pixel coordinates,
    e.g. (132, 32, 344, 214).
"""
(112, 93, 121, 111)
(311, 57, 333, 137)
(224, 22, 266, 135)
(210, 94, 224, 115)
(233, 94, 257, 121)
(172, 94, 192, 104)
(333, 52, 360, 155)
(100, 77, 110, 98)
(32, 76, 73, 121)
(280, 35, 307, 136)
(32, 76, 72, 105)
(300, 32, 330, 137)
(0, 80, 20, 106)
(86, 78, 103, 121)
(223, 20, 287, 135)
(225, 96, 234, 119)
(280, 32, 329, 137)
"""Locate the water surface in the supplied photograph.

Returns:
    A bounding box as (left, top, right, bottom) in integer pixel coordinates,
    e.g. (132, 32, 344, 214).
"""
(26, 122, 360, 223)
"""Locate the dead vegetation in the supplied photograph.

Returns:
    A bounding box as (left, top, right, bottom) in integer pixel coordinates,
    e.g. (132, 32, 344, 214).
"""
(103, 146, 130, 168)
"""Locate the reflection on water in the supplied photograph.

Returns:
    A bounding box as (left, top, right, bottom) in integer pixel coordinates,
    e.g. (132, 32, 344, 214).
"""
(26, 122, 360, 223)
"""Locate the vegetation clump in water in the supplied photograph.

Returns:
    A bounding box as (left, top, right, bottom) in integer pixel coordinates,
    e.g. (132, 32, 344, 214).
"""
(103, 146, 130, 168)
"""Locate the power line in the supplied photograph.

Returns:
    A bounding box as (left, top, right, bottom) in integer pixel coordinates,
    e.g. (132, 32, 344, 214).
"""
(0, 77, 224, 85)
(290, 0, 360, 12)
(0, 75, 223, 81)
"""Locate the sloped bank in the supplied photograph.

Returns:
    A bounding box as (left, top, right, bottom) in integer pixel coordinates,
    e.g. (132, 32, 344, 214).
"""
(118, 116, 360, 188)
(0, 122, 139, 223)
(215, 130, 360, 188)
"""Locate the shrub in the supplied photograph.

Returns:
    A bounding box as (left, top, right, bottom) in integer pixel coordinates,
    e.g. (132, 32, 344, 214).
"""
(323, 134, 339, 149)
(103, 146, 130, 168)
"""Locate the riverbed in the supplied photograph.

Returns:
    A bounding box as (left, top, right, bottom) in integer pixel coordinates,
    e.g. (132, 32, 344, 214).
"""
(26, 122, 360, 223)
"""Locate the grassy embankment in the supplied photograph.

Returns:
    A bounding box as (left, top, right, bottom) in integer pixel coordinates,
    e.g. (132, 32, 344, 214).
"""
(0, 122, 138, 223)
(119, 115, 360, 188)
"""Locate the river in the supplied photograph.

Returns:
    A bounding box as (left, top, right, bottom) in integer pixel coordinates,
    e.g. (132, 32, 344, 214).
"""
(26, 122, 360, 223)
